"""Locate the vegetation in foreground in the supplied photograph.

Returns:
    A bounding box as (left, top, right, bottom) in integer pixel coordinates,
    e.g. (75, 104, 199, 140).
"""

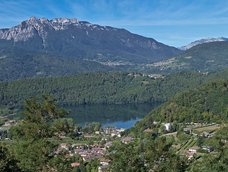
(0, 96, 99, 171)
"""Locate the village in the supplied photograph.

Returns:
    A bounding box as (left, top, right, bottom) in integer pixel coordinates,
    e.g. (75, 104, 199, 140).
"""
(52, 126, 135, 171)
(0, 118, 135, 171)
(148, 122, 221, 160)
(0, 117, 224, 171)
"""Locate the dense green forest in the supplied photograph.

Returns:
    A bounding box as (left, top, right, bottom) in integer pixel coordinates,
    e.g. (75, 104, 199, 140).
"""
(1, 71, 225, 108)
(135, 79, 228, 131)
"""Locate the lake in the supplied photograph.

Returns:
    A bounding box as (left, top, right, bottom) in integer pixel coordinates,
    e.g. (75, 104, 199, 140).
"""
(66, 103, 160, 129)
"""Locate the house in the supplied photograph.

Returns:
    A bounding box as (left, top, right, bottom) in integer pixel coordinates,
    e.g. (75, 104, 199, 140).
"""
(103, 127, 114, 135)
(186, 151, 195, 159)
(164, 123, 171, 131)
(121, 136, 134, 144)
(186, 146, 199, 159)
(116, 128, 125, 132)
(153, 121, 158, 125)
(98, 158, 110, 172)
(98, 165, 109, 172)
(188, 146, 199, 153)
(104, 141, 113, 149)
(99, 158, 110, 166)
(95, 131, 100, 135)
(221, 139, 227, 144)
(54, 143, 71, 155)
(144, 128, 153, 133)
(200, 131, 214, 138)
(71, 162, 80, 168)
(183, 128, 192, 134)
(3, 120, 17, 127)
(103, 127, 122, 137)
(192, 132, 198, 137)
(202, 146, 214, 152)
(59, 143, 70, 150)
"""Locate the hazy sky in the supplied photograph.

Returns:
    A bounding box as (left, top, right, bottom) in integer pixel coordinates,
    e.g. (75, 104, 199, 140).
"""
(1, 0, 228, 47)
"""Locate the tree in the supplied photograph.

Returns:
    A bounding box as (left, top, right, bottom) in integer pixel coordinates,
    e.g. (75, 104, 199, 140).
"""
(0, 144, 20, 172)
(9, 96, 76, 171)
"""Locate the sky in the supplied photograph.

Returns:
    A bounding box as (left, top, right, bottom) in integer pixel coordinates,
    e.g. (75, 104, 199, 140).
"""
(0, 0, 228, 47)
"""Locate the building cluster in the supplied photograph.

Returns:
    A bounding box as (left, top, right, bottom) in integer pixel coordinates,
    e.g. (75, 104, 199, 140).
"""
(186, 145, 214, 159)
(182, 124, 219, 159)
(53, 127, 134, 171)
(55, 143, 111, 171)
(74, 144, 106, 161)
(102, 127, 125, 137)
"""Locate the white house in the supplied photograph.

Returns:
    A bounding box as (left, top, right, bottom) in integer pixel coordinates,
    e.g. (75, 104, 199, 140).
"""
(164, 123, 171, 131)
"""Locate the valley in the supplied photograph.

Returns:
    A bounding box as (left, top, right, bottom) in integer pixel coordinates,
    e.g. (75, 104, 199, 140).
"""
(0, 9, 228, 171)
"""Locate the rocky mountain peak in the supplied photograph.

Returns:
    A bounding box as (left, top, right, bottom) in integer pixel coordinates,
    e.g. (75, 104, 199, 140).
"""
(28, 16, 39, 22)
(180, 37, 228, 50)
(0, 17, 115, 42)
(25, 17, 79, 25)
(0, 17, 181, 66)
(0, 17, 82, 42)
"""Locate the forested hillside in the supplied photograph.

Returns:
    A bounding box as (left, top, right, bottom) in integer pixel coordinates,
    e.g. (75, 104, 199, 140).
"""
(0, 48, 112, 81)
(0, 72, 210, 107)
(136, 79, 228, 130)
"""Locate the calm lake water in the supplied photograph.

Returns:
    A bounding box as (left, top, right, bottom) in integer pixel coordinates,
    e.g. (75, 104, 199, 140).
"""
(66, 103, 160, 129)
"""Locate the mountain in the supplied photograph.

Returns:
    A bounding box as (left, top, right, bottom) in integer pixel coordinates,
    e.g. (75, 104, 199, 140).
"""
(135, 78, 228, 131)
(0, 17, 182, 81)
(180, 37, 228, 50)
(148, 41, 228, 73)
(0, 17, 180, 64)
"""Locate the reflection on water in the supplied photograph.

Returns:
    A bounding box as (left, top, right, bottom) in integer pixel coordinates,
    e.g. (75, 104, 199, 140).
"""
(66, 103, 160, 128)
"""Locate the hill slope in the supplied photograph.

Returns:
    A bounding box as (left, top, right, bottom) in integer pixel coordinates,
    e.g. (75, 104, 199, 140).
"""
(149, 41, 228, 72)
(136, 79, 228, 130)
(0, 47, 112, 81)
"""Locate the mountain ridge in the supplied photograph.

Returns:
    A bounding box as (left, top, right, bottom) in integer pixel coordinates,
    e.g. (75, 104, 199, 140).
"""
(0, 17, 181, 64)
(149, 41, 228, 73)
(180, 37, 228, 50)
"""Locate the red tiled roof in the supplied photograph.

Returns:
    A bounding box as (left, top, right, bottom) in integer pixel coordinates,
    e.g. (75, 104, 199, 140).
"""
(71, 162, 80, 167)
